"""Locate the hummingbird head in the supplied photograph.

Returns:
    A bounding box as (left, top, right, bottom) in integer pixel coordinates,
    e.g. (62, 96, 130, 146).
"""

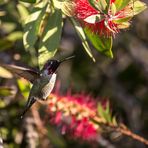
(42, 60, 60, 75)
(42, 55, 75, 75)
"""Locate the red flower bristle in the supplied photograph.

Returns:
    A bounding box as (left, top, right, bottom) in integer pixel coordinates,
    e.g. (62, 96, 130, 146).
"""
(73, 0, 133, 36)
(46, 93, 110, 141)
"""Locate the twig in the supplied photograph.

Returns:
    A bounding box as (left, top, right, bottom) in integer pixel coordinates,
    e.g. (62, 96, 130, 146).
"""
(117, 124, 148, 146)
(92, 117, 148, 146)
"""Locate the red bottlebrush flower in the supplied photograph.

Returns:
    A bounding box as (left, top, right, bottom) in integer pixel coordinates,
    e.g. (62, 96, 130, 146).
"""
(73, 0, 138, 36)
(74, 0, 98, 20)
(74, 117, 97, 140)
(46, 93, 111, 141)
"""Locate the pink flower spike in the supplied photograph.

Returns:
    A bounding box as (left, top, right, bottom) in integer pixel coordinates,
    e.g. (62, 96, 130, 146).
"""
(46, 93, 110, 141)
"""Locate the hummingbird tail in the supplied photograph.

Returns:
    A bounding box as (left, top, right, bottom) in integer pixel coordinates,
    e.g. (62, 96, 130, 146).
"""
(20, 97, 36, 119)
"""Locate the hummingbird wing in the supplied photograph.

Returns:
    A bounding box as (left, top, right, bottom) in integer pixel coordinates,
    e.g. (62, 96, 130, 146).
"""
(20, 73, 57, 118)
(0, 63, 40, 83)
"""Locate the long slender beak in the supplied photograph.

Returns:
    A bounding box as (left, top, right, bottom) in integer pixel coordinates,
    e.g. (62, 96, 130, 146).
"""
(59, 55, 75, 63)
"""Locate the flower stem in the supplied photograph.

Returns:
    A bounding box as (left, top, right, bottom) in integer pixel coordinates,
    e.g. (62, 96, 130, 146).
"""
(92, 117, 148, 145)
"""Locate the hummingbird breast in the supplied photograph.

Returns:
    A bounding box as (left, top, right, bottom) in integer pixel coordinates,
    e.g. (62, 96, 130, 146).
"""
(29, 73, 57, 100)
(40, 73, 57, 99)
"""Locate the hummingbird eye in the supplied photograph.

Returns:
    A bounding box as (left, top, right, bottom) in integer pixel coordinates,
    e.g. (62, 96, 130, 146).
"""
(44, 60, 54, 69)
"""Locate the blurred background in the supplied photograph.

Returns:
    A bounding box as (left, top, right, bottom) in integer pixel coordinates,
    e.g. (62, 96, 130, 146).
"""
(0, 0, 148, 147)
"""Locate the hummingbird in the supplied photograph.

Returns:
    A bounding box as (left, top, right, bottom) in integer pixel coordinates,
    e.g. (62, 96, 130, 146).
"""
(0, 55, 75, 118)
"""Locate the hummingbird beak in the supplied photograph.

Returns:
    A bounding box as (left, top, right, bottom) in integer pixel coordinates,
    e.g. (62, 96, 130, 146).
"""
(59, 55, 75, 64)
(43, 55, 75, 74)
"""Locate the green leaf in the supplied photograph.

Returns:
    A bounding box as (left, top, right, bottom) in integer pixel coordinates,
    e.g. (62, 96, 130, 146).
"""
(53, 0, 62, 9)
(0, 87, 15, 97)
(111, 2, 117, 16)
(6, 31, 23, 41)
(19, 0, 36, 3)
(105, 113, 112, 123)
(23, 1, 48, 51)
(117, 22, 130, 29)
(97, 0, 107, 11)
(97, 103, 112, 123)
(88, 0, 107, 12)
(105, 101, 110, 115)
(132, 1, 147, 15)
(71, 18, 95, 62)
(1, 22, 16, 33)
(88, 0, 99, 10)
(0, 100, 6, 108)
(105, 0, 111, 11)
(17, 3, 29, 24)
(0, 66, 13, 78)
(98, 103, 105, 119)
(105, 102, 112, 123)
(113, 15, 132, 29)
(112, 116, 117, 126)
(0, 39, 13, 51)
(0, 31, 23, 51)
(38, 9, 63, 69)
(113, 16, 132, 24)
(114, 0, 131, 12)
(84, 28, 113, 58)
(17, 79, 30, 98)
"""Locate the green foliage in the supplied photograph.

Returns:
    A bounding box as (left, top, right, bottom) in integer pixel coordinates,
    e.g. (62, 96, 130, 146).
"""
(96, 0, 107, 11)
(114, 0, 131, 12)
(88, 0, 107, 13)
(71, 18, 95, 62)
(97, 102, 117, 125)
(110, 2, 117, 15)
(0, 87, 15, 97)
(0, 67, 13, 78)
(17, 3, 29, 24)
(23, 1, 48, 51)
(22, 1, 63, 68)
(38, 9, 63, 69)
(0, 32, 23, 51)
(84, 28, 113, 58)
(17, 79, 30, 98)
(19, 0, 36, 3)
(18, 0, 147, 62)
(132, 1, 147, 15)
